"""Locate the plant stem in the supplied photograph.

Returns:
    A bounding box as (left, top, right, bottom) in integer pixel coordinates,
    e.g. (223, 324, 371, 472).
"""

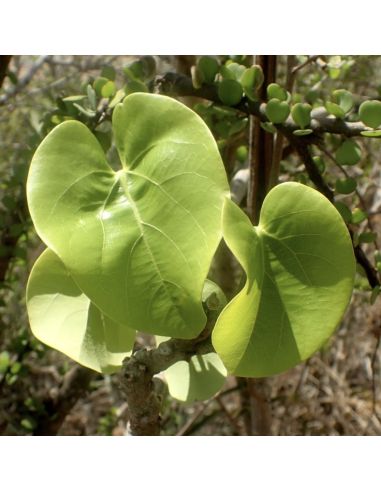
(119, 319, 215, 435)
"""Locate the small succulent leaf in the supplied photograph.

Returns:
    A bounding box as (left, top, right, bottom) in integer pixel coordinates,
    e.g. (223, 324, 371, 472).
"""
(360, 130, 381, 137)
(335, 177, 357, 194)
(26, 249, 135, 373)
(27, 93, 229, 338)
(212, 183, 355, 377)
(291, 103, 312, 129)
(351, 208, 367, 224)
(267, 83, 287, 102)
(325, 101, 345, 119)
(335, 202, 352, 223)
(359, 100, 381, 129)
(293, 129, 313, 136)
(217, 79, 243, 106)
(240, 65, 264, 101)
(335, 140, 361, 166)
(197, 56, 219, 84)
(332, 89, 354, 114)
(265, 99, 290, 124)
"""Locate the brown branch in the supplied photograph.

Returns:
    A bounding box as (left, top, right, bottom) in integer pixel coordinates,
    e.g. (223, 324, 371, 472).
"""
(35, 365, 94, 435)
(247, 55, 276, 224)
(155, 72, 374, 138)
(270, 56, 296, 190)
(119, 323, 215, 436)
(0, 55, 12, 89)
(0, 55, 51, 106)
(289, 137, 380, 289)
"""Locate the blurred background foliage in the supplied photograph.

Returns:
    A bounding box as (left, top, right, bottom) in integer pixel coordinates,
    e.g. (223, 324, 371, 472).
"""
(2, 55, 381, 435)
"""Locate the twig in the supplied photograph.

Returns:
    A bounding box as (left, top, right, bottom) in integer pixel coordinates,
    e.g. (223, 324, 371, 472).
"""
(215, 394, 244, 435)
(0, 55, 51, 105)
(291, 55, 320, 76)
(318, 144, 379, 250)
(270, 55, 296, 190)
(35, 365, 94, 435)
(155, 72, 375, 138)
(175, 401, 209, 436)
(370, 326, 381, 420)
(0, 55, 12, 89)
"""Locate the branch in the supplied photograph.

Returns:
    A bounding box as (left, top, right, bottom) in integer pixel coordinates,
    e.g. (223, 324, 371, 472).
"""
(0, 55, 12, 89)
(119, 322, 214, 436)
(155, 72, 374, 138)
(35, 365, 94, 435)
(0, 55, 51, 105)
(289, 138, 380, 289)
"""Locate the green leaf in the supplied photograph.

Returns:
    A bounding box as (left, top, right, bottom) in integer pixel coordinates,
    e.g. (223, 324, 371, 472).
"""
(101, 80, 116, 98)
(93, 77, 108, 96)
(212, 183, 355, 377)
(161, 352, 227, 403)
(224, 62, 246, 80)
(62, 95, 87, 103)
(291, 103, 312, 129)
(124, 80, 148, 95)
(332, 89, 354, 114)
(335, 140, 361, 166)
(360, 130, 381, 137)
(265, 99, 290, 124)
(26, 249, 135, 373)
(351, 208, 367, 224)
(335, 177, 357, 194)
(267, 83, 287, 102)
(325, 101, 345, 119)
(0, 351, 10, 374)
(87, 84, 97, 110)
(124, 61, 145, 81)
(240, 65, 264, 101)
(109, 89, 126, 109)
(293, 129, 313, 136)
(27, 93, 229, 338)
(101, 66, 116, 81)
(359, 100, 381, 129)
(197, 56, 219, 84)
(335, 202, 352, 223)
(140, 56, 156, 80)
(157, 353, 226, 405)
(358, 231, 376, 244)
(217, 79, 243, 106)
(72, 104, 96, 118)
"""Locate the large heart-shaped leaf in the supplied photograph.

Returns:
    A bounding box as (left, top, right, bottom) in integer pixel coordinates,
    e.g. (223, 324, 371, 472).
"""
(26, 248, 135, 373)
(27, 93, 229, 338)
(212, 182, 355, 377)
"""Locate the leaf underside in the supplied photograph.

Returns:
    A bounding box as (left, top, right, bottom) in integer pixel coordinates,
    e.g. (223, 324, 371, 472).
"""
(156, 336, 227, 403)
(26, 248, 135, 373)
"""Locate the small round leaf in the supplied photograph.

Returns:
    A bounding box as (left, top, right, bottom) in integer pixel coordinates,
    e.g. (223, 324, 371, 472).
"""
(218, 79, 243, 106)
(359, 100, 381, 129)
(335, 140, 361, 166)
(265, 98, 290, 124)
(267, 83, 287, 101)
